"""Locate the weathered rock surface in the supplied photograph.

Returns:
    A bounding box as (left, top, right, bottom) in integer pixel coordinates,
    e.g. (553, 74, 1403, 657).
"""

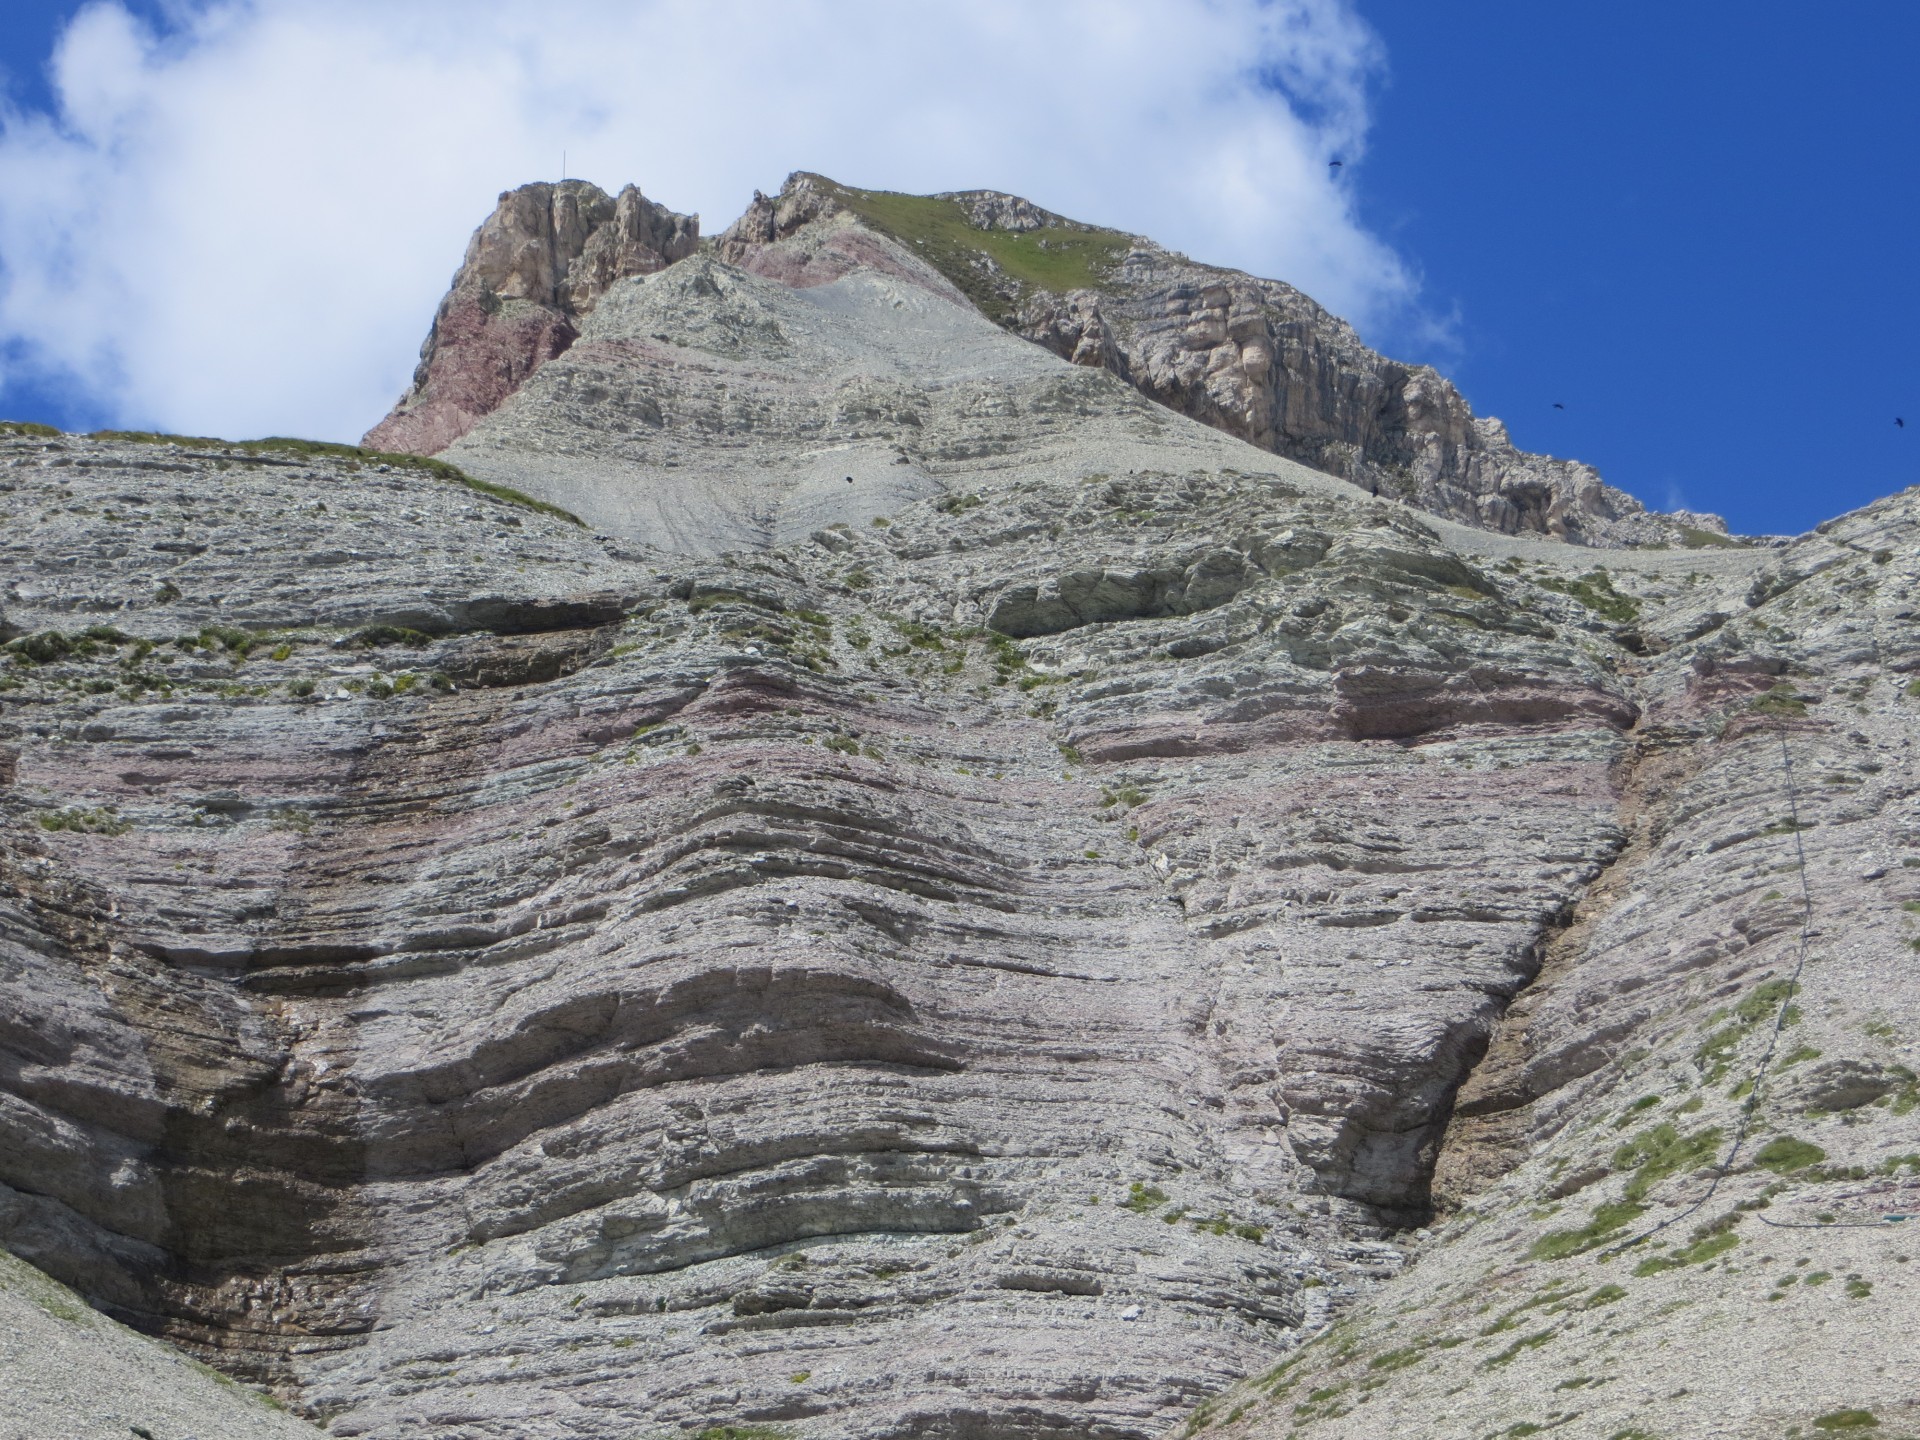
(365, 181, 698, 456)
(373, 173, 1725, 550)
(0, 1244, 325, 1440)
(1160, 500, 1920, 1440)
(2, 201, 1914, 1440)
(719, 174, 1729, 547)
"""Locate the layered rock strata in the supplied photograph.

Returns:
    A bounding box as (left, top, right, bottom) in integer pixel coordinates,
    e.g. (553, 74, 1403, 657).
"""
(0, 392, 1755, 1437)
(364, 181, 698, 456)
(1151, 499, 1920, 1440)
(718, 174, 1726, 546)
(370, 174, 1725, 549)
(4, 232, 1914, 1440)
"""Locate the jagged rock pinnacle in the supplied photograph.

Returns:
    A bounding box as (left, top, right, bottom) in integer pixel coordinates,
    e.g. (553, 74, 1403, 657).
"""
(363, 180, 697, 455)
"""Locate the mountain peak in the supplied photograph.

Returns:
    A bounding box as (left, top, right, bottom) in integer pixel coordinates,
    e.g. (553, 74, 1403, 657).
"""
(364, 179, 697, 455)
(372, 173, 1729, 549)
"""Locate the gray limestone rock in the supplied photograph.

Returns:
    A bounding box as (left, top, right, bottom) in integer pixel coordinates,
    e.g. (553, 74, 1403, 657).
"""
(1, 198, 1912, 1440)
(720, 173, 1731, 548)
(365, 180, 698, 456)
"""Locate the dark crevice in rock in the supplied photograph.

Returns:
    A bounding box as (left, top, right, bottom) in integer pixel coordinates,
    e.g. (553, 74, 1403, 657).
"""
(1425, 723, 1702, 1214)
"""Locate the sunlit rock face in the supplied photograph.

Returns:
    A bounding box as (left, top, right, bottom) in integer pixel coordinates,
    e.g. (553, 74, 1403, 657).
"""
(365, 180, 698, 457)
(4, 175, 1913, 1440)
(717, 172, 1728, 547)
(373, 171, 1722, 549)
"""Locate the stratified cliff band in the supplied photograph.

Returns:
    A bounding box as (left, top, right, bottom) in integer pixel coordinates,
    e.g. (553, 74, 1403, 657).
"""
(369, 173, 1727, 548)
(1, 174, 1912, 1440)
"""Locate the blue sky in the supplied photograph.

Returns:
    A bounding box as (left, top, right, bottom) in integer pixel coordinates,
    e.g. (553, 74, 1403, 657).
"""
(0, 1, 1913, 537)
(1352, 1, 1920, 535)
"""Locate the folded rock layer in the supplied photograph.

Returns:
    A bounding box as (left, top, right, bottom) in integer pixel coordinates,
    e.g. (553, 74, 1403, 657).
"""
(3, 185, 1913, 1440)
(368, 173, 1727, 548)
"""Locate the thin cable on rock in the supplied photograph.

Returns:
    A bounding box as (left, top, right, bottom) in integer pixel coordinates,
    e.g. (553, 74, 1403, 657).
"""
(1602, 726, 1913, 1256)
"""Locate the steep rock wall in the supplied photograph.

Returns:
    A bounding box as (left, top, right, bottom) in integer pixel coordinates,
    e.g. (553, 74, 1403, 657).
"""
(364, 181, 697, 456)
(7, 236, 1911, 1440)
(0, 400, 1731, 1437)
(718, 174, 1729, 547)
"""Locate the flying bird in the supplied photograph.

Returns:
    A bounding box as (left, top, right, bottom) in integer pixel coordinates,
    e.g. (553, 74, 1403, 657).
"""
(1899, 417, 1907, 428)
(1328, 159, 1343, 171)
(1553, 402, 1565, 410)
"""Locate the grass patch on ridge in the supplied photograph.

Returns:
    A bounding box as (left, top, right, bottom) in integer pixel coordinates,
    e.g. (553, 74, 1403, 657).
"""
(821, 180, 1132, 321)
(1528, 1201, 1646, 1260)
(80, 429, 583, 524)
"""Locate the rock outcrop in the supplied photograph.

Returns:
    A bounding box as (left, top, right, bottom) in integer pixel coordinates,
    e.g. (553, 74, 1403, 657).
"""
(718, 173, 1729, 547)
(4, 189, 1913, 1440)
(364, 181, 698, 455)
(370, 173, 1727, 550)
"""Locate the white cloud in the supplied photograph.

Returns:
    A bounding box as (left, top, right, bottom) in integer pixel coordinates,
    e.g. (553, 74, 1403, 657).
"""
(0, 0, 1419, 442)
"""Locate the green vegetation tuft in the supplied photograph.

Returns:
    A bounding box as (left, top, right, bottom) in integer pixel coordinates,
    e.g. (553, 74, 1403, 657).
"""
(1366, 1343, 1427, 1372)
(1632, 1229, 1738, 1276)
(1529, 1200, 1646, 1260)
(5, 625, 133, 665)
(1752, 683, 1811, 717)
(985, 632, 1030, 683)
(820, 180, 1133, 323)
(1483, 1328, 1556, 1368)
(1754, 1137, 1827, 1173)
(1613, 1094, 1663, 1127)
(1812, 1411, 1879, 1431)
(1537, 568, 1640, 623)
(1612, 1123, 1724, 1201)
(36, 806, 132, 836)
(1122, 1182, 1168, 1214)
(1735, 977, 1799, 1024)
(1695, 977, 1798, 1079)
(0, 419, 60, 437)
(1190, 1214, 1266, 1243)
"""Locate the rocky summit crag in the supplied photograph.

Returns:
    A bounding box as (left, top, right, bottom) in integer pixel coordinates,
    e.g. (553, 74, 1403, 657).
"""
(0, 176, 1914, 1440)
(374, 173, 1730, 549)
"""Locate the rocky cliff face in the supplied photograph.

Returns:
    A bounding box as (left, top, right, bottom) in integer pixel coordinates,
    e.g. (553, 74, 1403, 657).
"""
(718, 174, 1727, 547)
(4, 192, 1915, 1440)
(364, 181, 698, 456)
(371, 173, 1725, 549)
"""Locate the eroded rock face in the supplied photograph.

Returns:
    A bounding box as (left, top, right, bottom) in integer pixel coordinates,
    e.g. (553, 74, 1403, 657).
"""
(719, 173, 1727, 547)
(4, 224, 1914, 1440)
(371, 172, 1728, 552)
(364, 181, 698, 455)
(1162, 499, 1920, 1440)
(0, 393, 1752, 1437)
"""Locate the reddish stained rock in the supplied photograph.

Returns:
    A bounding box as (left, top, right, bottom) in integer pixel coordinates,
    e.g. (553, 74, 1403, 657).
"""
(8, 251, 1914, 1440)
(364, 180, 697, 455)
